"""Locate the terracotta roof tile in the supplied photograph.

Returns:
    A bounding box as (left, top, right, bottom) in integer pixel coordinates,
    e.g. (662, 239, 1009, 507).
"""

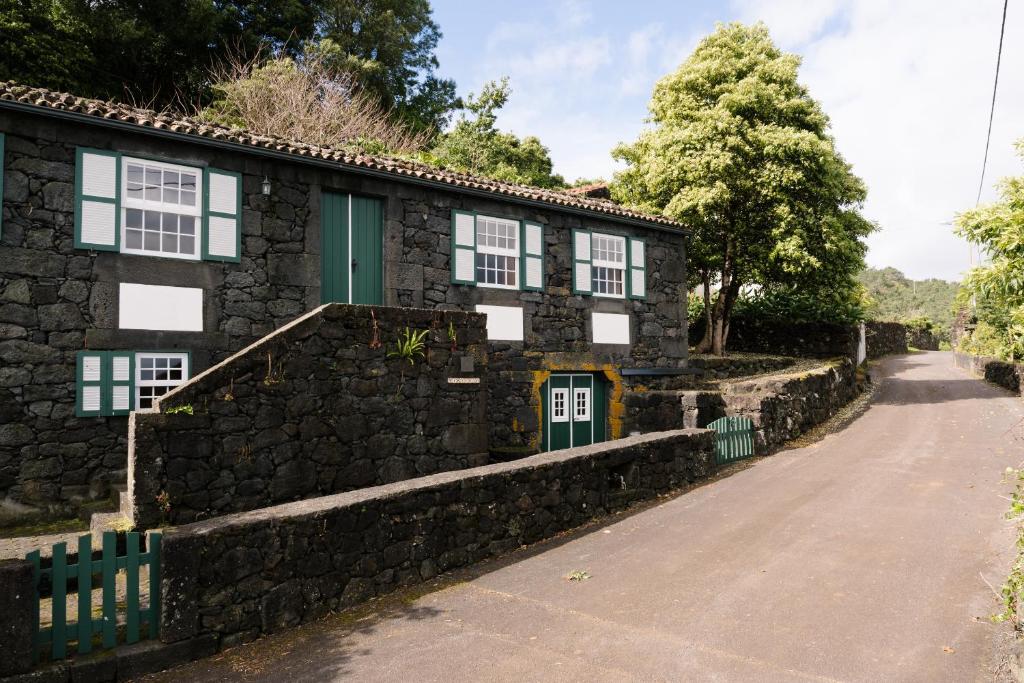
(0, 81, 684, 231)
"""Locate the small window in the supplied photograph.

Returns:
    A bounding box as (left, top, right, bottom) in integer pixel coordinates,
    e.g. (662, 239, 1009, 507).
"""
(591, 234, 625, 297)
(475, 216, 519, 289)
(574, 388, 590, 421)
(552, 388, 569, 423)
(121, 157, 202, 260)
(135, 352, 190, 409)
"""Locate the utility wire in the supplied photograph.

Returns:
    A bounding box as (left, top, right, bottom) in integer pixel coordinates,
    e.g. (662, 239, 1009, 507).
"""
(976, 0, 1010, 207)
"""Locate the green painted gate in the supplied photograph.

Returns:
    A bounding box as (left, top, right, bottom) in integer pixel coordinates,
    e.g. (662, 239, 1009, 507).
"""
(321, 192, 383, 305)
(708, 415, 755, 465)
(26, 531, 161, 662)
(541, 373, 607, 451)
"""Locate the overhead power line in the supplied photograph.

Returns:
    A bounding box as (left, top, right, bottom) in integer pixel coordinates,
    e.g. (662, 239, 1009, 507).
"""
(976, 0, 1009, 207)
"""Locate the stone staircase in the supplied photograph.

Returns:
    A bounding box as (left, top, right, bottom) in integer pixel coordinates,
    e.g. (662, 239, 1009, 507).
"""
(88, 481, 133, 536)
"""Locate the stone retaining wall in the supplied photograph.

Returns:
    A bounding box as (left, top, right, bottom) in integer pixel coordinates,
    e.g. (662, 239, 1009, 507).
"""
(715, 318, 860, 359)
(128, 304, 489, 529)
(954, 352, 1023, 394)
(158, 429, 715, 649)
(720, 358, 858, 453)
(865, 321, 908, 359)
(907, 328, 939, 351)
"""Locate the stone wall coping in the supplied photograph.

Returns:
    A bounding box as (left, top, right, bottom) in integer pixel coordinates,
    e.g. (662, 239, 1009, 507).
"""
(168, 428, 711, 538)
(721, 358, 846, 394)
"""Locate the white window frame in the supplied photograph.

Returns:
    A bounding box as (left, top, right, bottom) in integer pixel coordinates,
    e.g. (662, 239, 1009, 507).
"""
(551, 388, 569, 423)
(121, 157, 203, 261)
(591, 233, 626, 298)
(135, 352, 190, 409)
(573, 387, 591, 422)
(475, 215, 519, 290)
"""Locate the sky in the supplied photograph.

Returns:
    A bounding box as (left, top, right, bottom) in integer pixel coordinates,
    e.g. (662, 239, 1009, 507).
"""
(431, 0, 1024, 282)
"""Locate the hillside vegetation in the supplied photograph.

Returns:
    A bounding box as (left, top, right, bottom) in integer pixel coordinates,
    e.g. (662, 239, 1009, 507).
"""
(858, 267, 959, 338)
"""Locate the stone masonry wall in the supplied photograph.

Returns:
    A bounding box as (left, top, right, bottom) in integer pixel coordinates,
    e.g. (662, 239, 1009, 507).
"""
(907, 327, 939, 351)
(719, 358, 859, 453)
(128, 304, 488, 529)
(715, 318, 859, 359)
(158, 429, 715, 649)
(0, 108, 688, 516)
(865, 321, 908, 359)
(954, 352, 1023, 395)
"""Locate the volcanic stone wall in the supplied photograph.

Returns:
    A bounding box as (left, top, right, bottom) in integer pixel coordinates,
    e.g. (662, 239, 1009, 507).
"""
(719, 358, 858, 453)
(864, 321, 909, 358)
(158, 429, 715, 649)
(128, 304, 489, 528)
(954, 352, 1023, 394)
(715, 318, 860, 359)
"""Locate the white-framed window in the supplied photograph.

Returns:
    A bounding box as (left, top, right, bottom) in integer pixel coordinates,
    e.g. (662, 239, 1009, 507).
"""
(121, 157, 202, 260)
(135, 352, 190, 409)
(591, 233, 625, 297)
(475, 215, 519, 289)
(552, 388, 569, 423)
(574, 388, 591, 421)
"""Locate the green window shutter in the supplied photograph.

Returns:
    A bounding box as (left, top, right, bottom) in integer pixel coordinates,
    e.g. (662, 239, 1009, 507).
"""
(74, 148, 121, 251)
(451, 209, 476, 285)
(202, 168, 242, 262)
(627, 237, 646, 300)
(0, 132, 5, 238)
(109, 352, 135, 415)
(572, 229, 592, 295)
(521, 221, 545, 292)
(76, 351, 106, 417)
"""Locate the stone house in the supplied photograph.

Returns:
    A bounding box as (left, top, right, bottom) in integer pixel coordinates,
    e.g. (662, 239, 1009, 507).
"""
(0, 82, 689, 519)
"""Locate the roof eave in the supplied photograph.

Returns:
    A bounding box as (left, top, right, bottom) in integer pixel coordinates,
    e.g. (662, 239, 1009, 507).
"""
(0, 98, 690, 236)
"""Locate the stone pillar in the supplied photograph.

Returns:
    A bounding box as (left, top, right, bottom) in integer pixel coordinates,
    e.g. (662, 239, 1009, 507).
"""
(0, 558, 35, 675)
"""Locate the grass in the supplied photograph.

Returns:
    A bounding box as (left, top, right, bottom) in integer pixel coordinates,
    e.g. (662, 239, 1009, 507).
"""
(0, 516, 89, 539)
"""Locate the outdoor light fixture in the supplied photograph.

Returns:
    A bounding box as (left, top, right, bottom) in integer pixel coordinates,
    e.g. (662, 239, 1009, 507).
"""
(261, 176, 272, 196)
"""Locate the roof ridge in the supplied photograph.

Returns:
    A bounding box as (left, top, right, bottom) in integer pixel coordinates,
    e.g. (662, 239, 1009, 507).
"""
(0, 80, 684, 230)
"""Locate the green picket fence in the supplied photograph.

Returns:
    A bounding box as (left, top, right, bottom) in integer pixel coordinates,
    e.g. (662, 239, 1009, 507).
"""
(708, 415, 755, 465)
(25, 531, 161, 662)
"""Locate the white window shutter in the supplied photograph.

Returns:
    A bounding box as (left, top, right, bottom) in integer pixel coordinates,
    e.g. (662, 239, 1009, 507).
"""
(203, 168, 241, 262)
(522, 222, 545, 291)
(572, 229, 592, 295)
(77, 351, 105, 417)
(628, 238, 647, 299)
(451, 210, 477, 284)
(109, 352, 135, 415)
(75, 148, 120, 251)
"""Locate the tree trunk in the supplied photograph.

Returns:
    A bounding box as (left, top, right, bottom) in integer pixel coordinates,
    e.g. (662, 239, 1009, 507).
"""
(711, 279, 742, 355)
(694, 271, 714, 353)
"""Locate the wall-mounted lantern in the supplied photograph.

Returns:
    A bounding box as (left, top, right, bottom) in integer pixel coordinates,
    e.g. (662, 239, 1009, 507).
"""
(261, 176, 272, 196)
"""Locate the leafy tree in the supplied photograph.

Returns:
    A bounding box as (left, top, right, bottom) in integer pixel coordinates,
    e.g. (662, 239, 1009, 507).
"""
(313, 0, 458, 134)
(425, 78, 565, 188)
(612, 22, 874, 354)
(0, 0, 458, 132)
(955, 139, 1024, 360)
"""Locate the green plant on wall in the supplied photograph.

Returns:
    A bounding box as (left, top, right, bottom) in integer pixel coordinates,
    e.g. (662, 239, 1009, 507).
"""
(995, 466, 1024, 633)
(387, 327, 429, 366)
(448, 321, 458, 351)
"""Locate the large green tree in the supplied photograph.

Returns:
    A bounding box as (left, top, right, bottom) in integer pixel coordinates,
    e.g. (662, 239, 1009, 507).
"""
(612, 22, 874, 354)
(0, 0, 457, 131)
(313, 0, 457, 134)
(425, 78, 565, 188)
(955, 139, 1024, 359)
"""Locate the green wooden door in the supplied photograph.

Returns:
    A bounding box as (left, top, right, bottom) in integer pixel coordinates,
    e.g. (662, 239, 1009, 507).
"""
(321, 192, 383, 305)
(350, 195, 383, 305)
(542, 374, 607, 451)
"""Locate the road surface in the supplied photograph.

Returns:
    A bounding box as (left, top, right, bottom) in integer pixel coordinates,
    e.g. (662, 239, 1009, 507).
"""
(142, 352, 1024, 682)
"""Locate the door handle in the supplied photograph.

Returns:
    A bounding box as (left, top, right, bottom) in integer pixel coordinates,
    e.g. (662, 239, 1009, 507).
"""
(351, 258, 358, 271)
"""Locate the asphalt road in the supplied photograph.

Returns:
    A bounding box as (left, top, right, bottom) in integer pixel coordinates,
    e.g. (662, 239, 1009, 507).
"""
(142, 352, 1024, 682)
